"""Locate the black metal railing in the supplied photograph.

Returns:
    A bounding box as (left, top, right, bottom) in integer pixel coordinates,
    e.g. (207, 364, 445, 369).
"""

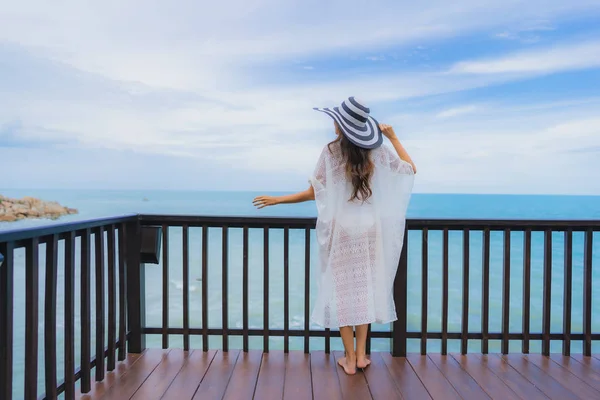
(0, 214, 599, 399)
(136, 216, 599, 359)
(0, 215, 138, 400)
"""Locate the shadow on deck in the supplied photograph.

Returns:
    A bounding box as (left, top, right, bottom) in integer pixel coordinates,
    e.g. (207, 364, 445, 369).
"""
(78, 350, 600, 400)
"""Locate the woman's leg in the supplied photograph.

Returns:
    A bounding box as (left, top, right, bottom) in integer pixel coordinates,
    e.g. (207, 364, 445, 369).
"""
(338, 326, 357, 375)
(355, 324, 371, 368)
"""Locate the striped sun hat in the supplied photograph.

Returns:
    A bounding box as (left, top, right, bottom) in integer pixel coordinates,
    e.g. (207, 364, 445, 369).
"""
(314, 96, 383, 149)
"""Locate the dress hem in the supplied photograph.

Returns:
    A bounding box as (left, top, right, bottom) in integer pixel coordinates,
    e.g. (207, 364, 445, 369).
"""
(310, 315, 398, 329)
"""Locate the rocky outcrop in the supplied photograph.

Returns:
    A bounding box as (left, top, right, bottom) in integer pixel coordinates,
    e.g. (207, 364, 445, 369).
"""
(0, 195, 78, 222)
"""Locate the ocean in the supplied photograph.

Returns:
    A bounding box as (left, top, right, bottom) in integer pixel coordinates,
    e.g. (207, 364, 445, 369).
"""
(1, 189, 600, 397)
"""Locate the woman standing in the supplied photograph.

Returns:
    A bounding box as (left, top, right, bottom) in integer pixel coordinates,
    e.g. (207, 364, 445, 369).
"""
(253, 97, 416, 375)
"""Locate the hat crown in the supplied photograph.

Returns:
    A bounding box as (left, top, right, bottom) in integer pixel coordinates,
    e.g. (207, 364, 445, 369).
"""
(313, 96, 383, 149)
(340, 97, 370, 127)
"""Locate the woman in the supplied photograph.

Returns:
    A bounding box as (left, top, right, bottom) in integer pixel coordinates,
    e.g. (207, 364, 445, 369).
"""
(253, 97, 416, 375)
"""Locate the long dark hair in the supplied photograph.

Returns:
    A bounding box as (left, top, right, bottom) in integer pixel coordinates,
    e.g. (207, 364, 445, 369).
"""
(328, 123, 374, 202)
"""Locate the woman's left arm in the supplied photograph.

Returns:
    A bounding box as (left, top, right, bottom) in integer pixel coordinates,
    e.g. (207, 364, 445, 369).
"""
(253, 186, 315, 209)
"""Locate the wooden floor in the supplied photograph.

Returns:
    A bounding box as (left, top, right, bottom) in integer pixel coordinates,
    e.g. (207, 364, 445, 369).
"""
(77, 349, 600, 400)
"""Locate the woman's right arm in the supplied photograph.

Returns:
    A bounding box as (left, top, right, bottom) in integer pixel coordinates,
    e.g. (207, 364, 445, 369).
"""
(379, 124, 417, 173)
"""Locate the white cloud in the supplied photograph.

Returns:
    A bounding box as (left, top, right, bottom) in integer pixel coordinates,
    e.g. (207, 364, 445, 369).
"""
(384, 99, 600, 194)
(1, 0, 599, 89)
(436, 105, 479, 118)
(0, 44, 532, 156)
(366, 55, 386, 61)
(2, 1, 600, 193)
(450, 40, 600, 75)
(493, 19, 555, 43)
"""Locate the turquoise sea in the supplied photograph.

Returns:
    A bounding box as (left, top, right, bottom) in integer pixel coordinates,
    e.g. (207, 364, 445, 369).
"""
(1, 189, 600, 398)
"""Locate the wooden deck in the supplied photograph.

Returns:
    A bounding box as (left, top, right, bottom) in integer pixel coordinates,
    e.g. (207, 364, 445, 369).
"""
(76, 349, 600, 400)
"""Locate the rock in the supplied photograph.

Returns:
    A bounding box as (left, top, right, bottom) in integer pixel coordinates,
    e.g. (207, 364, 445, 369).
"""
(0, 214, 17, 222)
(0, 194, 78, 222)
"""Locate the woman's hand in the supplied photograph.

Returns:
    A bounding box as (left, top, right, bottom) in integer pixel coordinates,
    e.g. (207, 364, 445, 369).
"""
(379, 124, 397, 141)
(253, 187, 315, 209)
(379, 123, 417, 173)
(253, 195, 280, 209)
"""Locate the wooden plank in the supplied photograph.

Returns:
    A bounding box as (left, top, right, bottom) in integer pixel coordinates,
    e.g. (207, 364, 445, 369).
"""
(75, 353, 144, 400)
(95, 227, 106, 381)
(162, 224, 169, 349)
(550, 354, 600, 392)
(192, 350, 241, 400)
(380, 353, 431, 400)
(283, 352, 312, 400)
(542, 230, 552, 356)
(0, 241, 15, 400)
(24, 238, 39, 400)
(571, 353, 600, 371)
(421, 228, 429, 355)
(583, 229, 593, 355)
(522, 229, 532, 354)
(481, 228, 490, 354)
(222, 228, 229, 352)
(254, 351, 286, 399)
(366, 325, 372, 355)
(333, 351, 371, 400)
(428, 353, 490, 400)
(471, 354, 548, 400)
(99, 348, 166, 399)
(362, 352, 402, 400)
(450, 354, 520, 400)
(501, 229, 510, 355)
(304, 228, 311, 354)
(392, 225, 409, 356)
(263, 227, 269, 353)
(201, 225, 209, 351)
(161, 350, 217, 400)
(242, 226, 249, 352)
(523, 354, 600, 399)
(107, 225, 117, 371)
(81, 229, 92, 392)
(310, 351, 342, 400)
(44, 234, 59, 399)
(130, 349, 189, 400)
(441, 228, 449, 355)
(124, 220, 145, 353)
(461, 229, 470, 355)
(222, 350, 263, 400)
(562, 229, 573, 356)
(501, 354, 578, 400)
(183, 225, 190, 351)
(64, 232, 76, 399)
(284, 227, 290, 353)
(117, 224, 127, 361)
(406, 354, 460, 400)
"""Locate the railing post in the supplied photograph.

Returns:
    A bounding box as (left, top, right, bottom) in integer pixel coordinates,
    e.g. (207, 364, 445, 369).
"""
(125, 219, 146, 353)
(391, 224, 409, 357)
(0, 243, 14, 400)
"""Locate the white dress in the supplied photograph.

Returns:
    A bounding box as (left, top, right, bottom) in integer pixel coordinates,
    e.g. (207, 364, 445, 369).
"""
(309, 141, 415, 328)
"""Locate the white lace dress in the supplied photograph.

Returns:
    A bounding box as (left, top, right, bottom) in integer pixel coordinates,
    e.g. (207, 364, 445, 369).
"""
(309, 141, 415, 328)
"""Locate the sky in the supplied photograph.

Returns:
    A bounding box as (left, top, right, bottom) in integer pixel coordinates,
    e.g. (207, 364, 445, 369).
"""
(1, 0, 600, 194)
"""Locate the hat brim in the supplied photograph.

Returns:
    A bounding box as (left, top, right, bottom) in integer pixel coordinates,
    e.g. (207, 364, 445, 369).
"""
(313, 107, 383, 149)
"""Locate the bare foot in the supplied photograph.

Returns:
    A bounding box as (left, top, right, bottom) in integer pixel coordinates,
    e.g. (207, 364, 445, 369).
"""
(357, 356, 371, 369)
(337, 357, 357, 375)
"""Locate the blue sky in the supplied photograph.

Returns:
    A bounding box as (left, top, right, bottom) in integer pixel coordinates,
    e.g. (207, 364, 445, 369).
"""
(1, 0, 600, 194)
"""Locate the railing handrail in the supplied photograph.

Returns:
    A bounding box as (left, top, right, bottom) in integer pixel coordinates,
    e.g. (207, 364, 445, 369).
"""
(139, 214, 600, 230)
(2, 214, 599, 245)
(0, 214, 138, 243)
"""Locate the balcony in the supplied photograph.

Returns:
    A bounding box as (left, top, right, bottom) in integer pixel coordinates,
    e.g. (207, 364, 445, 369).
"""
(0, 214, 599, 399)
